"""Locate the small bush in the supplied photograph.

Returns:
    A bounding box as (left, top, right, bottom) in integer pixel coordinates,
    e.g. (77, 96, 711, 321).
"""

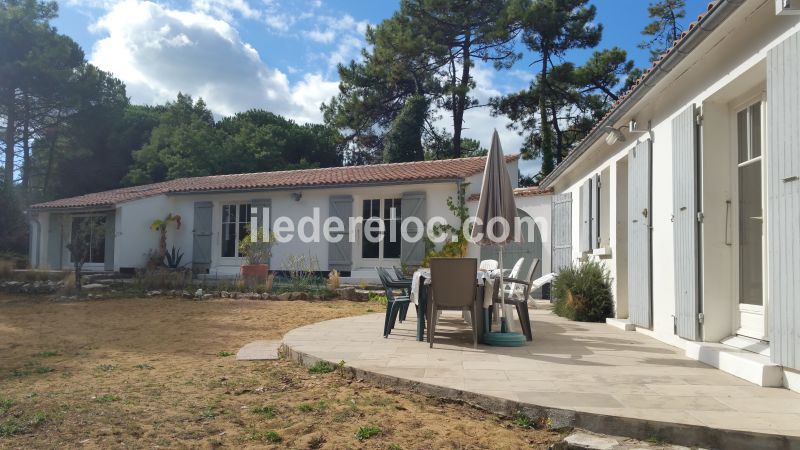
(252, 406, 276, 418)
(217, 351, 234, 357)
(327, 269, 340, 290)
(355, 425, 381, 440)
(308, 361, 334, 374)
(368, 292, 387, 306)
(250, 430, 282, 443)
(133, 268, 193, 291)
(0, 260, 13, 280)
(552, 260, 614, 322)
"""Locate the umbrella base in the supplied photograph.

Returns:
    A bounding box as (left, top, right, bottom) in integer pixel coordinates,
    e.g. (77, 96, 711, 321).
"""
(482, 331, 526, 347)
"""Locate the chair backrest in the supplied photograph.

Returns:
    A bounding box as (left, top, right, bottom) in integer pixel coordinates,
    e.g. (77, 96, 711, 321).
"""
(511, 258, 540, 300)
(376, 267, 397, 301)
(504, 257, 525, 294)
(393, 266, 406, 279)
(479, 259, 499, 271)
(429, 258, 477, 308)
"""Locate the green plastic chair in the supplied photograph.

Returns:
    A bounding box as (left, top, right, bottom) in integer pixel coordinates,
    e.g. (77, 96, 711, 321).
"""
(377, 267, 412, 338)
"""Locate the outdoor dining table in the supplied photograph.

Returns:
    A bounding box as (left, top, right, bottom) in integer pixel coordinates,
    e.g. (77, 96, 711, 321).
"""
(409, 268, 500, 343)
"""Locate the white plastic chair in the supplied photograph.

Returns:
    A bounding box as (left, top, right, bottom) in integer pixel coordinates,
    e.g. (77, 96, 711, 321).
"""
(479, 259, 499, 271)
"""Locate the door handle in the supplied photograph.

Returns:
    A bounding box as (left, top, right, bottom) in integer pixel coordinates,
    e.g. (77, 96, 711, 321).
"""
(642, 208, 648, 218)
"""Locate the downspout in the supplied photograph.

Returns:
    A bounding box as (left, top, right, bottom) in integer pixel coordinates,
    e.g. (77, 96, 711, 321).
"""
(540, 0, 747, 188)
(27, 212, 41, 269)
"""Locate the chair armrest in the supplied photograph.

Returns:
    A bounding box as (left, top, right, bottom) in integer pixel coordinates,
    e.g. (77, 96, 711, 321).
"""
(386, 280, 411, 289)
(502, 277, 529, 286)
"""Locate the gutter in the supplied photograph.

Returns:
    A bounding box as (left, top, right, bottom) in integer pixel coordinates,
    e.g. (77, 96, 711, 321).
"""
(540, 0, 746, 188)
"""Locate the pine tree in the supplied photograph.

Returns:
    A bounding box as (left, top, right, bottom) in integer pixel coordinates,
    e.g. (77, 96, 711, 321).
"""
(638, 0, 686, 61)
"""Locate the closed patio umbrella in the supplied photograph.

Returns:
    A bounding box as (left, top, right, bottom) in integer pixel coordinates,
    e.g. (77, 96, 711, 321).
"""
(471, 130, 525, 346)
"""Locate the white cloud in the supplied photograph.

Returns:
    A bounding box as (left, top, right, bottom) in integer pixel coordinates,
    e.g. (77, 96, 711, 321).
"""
(191, 0, 262, 22)
(307, 28, 335, 44)
(89, 0, 335, 123)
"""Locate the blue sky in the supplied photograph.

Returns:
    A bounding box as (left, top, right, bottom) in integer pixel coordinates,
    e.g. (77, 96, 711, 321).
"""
(54, 0, 708, 174)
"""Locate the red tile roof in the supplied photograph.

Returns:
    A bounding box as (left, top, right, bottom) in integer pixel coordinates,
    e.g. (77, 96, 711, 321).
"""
(31, 155, 520, 210)
(468, 186, 553, 202)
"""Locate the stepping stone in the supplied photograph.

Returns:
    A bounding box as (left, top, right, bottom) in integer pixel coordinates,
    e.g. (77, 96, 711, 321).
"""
(237, 340, 281, 361)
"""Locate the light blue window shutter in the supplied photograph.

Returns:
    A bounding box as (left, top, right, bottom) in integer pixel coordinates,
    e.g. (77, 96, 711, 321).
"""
(628, 139, 653, 329)
(551, 193, 572, 272)
(47, 213, 63, 270)
(401, 191, 426, 267)
(328, 195, 353, 272)
(104, 210, 116, 271)
(192, 202, 213, 272)
(591, 173, 600, 249)
(579, 178, 592, 253)
(768, 31, 800, 369)
(672, 104, 700, 340)
(250, 198, 271, 264)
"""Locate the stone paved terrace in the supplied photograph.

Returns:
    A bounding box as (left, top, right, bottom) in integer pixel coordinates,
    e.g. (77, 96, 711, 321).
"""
(283, 305, 800, 449)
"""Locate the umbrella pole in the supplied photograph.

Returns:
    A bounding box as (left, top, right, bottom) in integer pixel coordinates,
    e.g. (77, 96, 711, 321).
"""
(499, 247, 508, 333)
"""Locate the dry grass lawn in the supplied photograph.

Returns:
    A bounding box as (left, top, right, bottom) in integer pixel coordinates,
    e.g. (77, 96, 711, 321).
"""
(0, 294, 561, 449)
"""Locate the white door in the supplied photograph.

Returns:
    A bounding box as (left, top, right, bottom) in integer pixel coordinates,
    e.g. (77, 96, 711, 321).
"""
(356, 198, 402, 267)
(734, 100, 767, 340)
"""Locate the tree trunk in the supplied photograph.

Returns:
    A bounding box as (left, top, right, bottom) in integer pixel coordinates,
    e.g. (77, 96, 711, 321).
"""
(539, 50, 554, 175)
(549, 102, 564, 164)
(3, 90, 16, 190)
(21, 92, 31, 194)
(452, 33, 472, 159)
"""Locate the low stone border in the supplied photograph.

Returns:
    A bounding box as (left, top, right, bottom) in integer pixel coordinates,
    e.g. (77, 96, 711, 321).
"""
(282, 341, 800, 450)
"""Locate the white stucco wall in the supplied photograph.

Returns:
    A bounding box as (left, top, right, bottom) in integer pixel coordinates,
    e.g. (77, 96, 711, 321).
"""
(548, 3, 800, 348)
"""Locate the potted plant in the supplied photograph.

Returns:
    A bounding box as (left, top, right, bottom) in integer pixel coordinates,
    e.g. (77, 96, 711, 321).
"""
(239, 228, 275, 283)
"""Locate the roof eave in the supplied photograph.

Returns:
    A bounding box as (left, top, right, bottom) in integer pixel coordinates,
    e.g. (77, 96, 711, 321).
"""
(540, 0, 745, 189)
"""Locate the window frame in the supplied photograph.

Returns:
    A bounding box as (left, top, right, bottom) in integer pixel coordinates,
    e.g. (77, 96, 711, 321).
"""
(220, 203, 252, 259)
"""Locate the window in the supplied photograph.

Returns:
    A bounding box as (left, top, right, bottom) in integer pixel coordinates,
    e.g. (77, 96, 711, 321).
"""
(361, 198, 402, 260)
(383, 198, 401, 259)
(736, 101, 763, 306)
(222, 203, 251, 258)
(70, 216, 106, 264)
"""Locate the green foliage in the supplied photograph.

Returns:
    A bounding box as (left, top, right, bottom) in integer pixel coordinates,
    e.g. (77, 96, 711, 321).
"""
(307, 361, 335, 374)
(65, 216, 105, 292)
(491, 0, 634, 180)
(355, 425, 382, 440)
(0, 191, 27, 255)
(133, 268, 193, 292)
(368, 291, 388, 306)
(217, 351, 234, 357)
(323, 0, 519, 162)
(164, 246, 184, 269)
(252, 406, 276, 418)
(95, 394, 120, 403)
(639, 0, 686, 61)
(422, 182, 470, 265)
(250, 430, 282, 443)
(238, 229, 275, 265)
(34, 351, 59, 358)
(383, 94, 427, 163)
(552, 260, 614, 322)
(125, 102, 342, 185)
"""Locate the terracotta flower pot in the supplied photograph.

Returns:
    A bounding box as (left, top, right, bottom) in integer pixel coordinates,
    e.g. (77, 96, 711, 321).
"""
(241, 264, 269, 283)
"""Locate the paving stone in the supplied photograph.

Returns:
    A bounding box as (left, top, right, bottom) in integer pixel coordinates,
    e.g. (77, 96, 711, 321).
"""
(282, 307, 800, 447)
(236, 340, 281, 360)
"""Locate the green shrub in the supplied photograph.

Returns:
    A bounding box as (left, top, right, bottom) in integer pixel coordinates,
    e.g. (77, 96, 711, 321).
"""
(552, 260, 614, 322)
(355, 425, 381, 440)
(368, 292, 387, 306)
(308, 361, 334, 374)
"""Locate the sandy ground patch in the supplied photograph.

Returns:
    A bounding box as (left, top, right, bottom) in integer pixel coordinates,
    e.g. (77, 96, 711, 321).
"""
(0, 295, 560, 448)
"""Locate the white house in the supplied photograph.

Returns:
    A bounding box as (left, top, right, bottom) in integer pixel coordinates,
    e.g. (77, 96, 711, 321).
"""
(28, 155, 550, 281)
(540, 0, 800, 392)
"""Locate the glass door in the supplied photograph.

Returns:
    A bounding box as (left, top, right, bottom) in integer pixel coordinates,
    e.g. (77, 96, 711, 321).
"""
(360, 198, 402, 261)
(735, 101, 766, 340)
